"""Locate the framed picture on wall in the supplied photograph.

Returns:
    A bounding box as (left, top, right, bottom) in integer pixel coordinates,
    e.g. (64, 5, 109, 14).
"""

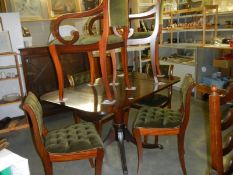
(48, 0, 80, 18)
(8, 0, 43, 20)
(79, 0, 99, 11)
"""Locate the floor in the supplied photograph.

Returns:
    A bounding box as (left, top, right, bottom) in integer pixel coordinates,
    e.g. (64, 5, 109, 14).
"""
(2, 90, 211, 175)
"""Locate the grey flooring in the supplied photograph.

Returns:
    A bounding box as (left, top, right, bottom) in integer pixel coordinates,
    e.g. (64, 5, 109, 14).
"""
(2, 90, 211, 175)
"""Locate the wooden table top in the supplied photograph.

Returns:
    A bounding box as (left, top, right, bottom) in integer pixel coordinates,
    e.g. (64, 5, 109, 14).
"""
(40, 72, 180, 115)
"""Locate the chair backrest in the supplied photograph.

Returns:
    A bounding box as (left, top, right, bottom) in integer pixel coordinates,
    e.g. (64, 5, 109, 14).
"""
(23, 92, 46, 153)
(179, 74, 195, 131)
(144, 63, 173, 78)
(209, 84, 233, 175)
(67, 71, 90, 87)
(109, 0, 128, 27)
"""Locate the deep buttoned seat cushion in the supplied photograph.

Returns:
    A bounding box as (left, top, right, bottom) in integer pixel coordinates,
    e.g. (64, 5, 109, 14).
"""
(72, 71, 90, 86)
(50, 34, 123, 45)
(129, 31, 153, 39)
(45, 122, 103, 153)
(222, 129, 233, 172)
(133, 106, 182, 128)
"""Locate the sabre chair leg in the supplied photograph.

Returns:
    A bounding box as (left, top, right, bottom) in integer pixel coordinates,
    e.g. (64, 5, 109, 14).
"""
(88, 52, 96, 86)
(133, 129, 143, 175)
(89, 159, 95, 168)
(110, 50, 117, 85)
(177, 134, 187, 175)
(95, 149, 104, 175)
(42, 159, 53, 175)
(99, 45, 113, 101)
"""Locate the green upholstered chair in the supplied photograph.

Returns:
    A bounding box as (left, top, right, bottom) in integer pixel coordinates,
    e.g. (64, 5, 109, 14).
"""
(67, 72, 114, 137)
(208, 84, 233, 175)
(131, 74, 195, 175)
(22, 92, 104, 175)
(135, 63, 174, 108)
(49, 0, 131, 103)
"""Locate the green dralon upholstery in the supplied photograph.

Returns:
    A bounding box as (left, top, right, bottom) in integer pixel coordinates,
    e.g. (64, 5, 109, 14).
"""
(129, 32, 153, 40)
(133, 106, 182, 128)
(45, 122, 103, 153)
(109, 0, 128, 27)
(180, 74, 194, 106)
(24, 92, 44, 136)
(50, 35, 123, 45)
(72, 71, 90, 86)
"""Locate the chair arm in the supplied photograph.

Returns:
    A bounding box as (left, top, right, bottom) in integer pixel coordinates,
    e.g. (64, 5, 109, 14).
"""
(129, 6, 156, 20)
(51, 1, 106, 45)
(88, 14, 103, 35)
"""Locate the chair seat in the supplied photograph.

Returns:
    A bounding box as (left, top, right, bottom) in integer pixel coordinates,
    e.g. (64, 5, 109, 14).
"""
(129, 31, 152, 39)
(223, 152, 233, 172)
(50, 34, 123, 45)
(136, 94, 169, 107)
(133, 106, 182, 128)
(72, 71, 90, 85)
(45, 122, 103, 153)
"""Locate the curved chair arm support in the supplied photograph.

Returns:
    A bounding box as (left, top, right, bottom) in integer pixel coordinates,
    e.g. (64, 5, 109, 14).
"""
(51, 1, 106, 45)
(88, 14, 103, 35)
(129, 6, 156, 20)
(112, 27, 134, 38)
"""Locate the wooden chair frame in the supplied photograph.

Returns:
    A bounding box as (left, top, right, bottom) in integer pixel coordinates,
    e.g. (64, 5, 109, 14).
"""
(209, 84, 233, 175)
(127, 0, 162, 80)
(23, 99, 104, 175)
(49, 0, 131, 102)
(132, 76, 196, 175)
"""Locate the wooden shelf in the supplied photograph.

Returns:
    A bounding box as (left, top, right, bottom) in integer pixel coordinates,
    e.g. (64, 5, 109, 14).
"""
(0, 76, 19, 81)
(0, 97, 22, 106)
(0, 116, 29, 135)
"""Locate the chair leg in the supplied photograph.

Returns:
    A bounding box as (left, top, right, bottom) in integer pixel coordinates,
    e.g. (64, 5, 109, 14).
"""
(89, 159, 95, 168)
(95, 148, 104, 175)
(95, 121, 102, 137)
(133, 128, 143, 174)
(88, 52, 96, 86)
(72, 110, 80, 123)
(110, 50, 117, 85)
(42, 159, 53, 175)
(99, 45, 113, 101)
(177, 134, 187, 175)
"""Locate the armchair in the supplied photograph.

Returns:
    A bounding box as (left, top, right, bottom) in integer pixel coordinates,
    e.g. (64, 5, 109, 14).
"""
(114, 0, 162, 82)
(49, 0, 131, 102)
(22, 92, 104, 175)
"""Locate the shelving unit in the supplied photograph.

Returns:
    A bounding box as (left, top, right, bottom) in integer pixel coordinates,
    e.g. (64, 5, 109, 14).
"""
(159, 44, 197, 88)
(0, 52, 28, 134)
(162, 5, 218, 45)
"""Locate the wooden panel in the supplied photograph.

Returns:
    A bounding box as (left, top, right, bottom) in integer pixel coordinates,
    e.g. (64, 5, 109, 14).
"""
(20, 46, 89, 116)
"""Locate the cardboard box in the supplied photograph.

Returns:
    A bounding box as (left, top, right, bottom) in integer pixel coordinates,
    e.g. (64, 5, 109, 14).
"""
(213, 59, 233, 69)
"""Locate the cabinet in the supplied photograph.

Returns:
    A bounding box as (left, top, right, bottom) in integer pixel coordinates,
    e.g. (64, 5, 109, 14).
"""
(162, 5, 218, 46)
(0, 52, 28, 134)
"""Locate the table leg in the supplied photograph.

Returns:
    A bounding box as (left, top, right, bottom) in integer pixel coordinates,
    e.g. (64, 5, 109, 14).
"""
(114, 124, 128, 175)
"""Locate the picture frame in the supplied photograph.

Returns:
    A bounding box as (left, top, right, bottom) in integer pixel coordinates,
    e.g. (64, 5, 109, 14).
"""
(9, 0, 43, 20)
(48, 0, 80, 18)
